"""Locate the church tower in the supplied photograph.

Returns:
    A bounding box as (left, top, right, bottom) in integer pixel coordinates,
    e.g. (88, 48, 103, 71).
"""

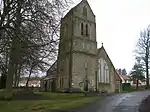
(57, 0, 97, 90)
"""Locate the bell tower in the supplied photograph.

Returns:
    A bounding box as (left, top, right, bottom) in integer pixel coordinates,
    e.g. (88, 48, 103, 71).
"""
(57, 0, 97, 90)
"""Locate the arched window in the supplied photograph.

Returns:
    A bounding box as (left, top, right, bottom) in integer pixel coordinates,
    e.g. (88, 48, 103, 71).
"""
(98, 58, 110, 83)
(86, 24, 88, 36)
(105, 64, 109, 83)
(81, 23, 84, 35)
(83, 6, 87, 16)
(103, 64, 105, 83)
(98, 59, 101, 82)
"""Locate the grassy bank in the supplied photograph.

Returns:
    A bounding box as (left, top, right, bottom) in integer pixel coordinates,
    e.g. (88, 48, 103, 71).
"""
(0, 92, 102, 112)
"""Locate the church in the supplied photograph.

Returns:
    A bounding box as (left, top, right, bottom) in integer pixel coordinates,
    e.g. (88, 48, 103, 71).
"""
(41, 0, 121, 93)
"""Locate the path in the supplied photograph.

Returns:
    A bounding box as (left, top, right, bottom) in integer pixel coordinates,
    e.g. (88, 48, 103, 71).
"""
(76, 91, 150, 112)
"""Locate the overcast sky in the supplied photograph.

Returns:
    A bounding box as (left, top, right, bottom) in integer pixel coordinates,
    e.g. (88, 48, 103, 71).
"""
(1, 0, 150, 75)
(72, 0, 150, 73)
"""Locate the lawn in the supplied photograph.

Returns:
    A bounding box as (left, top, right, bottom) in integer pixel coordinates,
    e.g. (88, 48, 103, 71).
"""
(0, 92, 102, 112)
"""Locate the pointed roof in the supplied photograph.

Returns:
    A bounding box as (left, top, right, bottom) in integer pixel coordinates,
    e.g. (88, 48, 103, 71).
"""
(119, 74, 131, 81)
(41, 61, 57, 81)
(46, 61, 57, 76)
(97, 43, 112, 64)
(81, 0, 95, 16)
(98, 44, 122, 81)
(63, 0, 95, 19)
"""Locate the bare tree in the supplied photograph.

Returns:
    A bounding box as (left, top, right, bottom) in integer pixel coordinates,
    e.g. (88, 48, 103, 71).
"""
(135, 25, 150, 89)
(122, 69, 127, 75)
(0, 0, 71, 94)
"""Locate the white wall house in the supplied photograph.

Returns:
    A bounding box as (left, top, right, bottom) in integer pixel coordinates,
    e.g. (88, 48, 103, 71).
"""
(18, 80, 41, 87)
(118, 74, 131, 84)
(130, 79, 146, 86)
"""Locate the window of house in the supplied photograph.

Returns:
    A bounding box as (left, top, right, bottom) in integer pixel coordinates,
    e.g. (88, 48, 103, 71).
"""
(83, 6, 87, 16)
(98, 60, 101, 82)
(103, 65, 105, 83)
(107, 70, 110, 83)
(98, 58, 110, 83)
(81, 23, 84, 35)
(86, 24, 88, 36)
(106, 69, 108, 83)
(99, 66, 101, 82)
(104, 65, 109, 83)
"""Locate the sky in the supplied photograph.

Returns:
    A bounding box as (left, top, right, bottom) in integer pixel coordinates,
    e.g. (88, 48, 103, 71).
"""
(72, 0, 150, 74)
(1, 0, 150, 75)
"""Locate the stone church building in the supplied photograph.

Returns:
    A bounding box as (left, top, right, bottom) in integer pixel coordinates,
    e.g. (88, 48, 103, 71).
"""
(41, 0, 121, 93)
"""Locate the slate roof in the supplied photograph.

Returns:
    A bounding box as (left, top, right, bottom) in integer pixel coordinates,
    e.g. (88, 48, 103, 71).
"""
(47, 61, 57, 76)
(119, 74, 131, 81)
(42, 61, 57, 81)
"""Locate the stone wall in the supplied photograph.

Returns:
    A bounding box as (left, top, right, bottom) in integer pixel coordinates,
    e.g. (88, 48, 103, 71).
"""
(72, 52, 97, 90)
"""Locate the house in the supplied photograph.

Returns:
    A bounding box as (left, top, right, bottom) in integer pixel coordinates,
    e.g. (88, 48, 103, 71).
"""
(41, 0, 122, 93)
(18, 80, 40, 87)
(118, 74, 131, 83)
(131, 78, 146, 87)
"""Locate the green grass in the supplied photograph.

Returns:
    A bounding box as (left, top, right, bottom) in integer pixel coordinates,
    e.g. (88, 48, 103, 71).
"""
(0, 92, 102, 112)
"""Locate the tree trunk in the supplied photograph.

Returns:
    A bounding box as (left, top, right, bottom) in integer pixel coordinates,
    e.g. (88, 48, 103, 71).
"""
(6, 0, 23, 93)
(16, 65, 22, 87)
(6, 48, 16, 91)
(136, 79, 139, 89)
(146, 53, 149, 89)
(14, 64, 18, 87)
(26, 68, 33, 87)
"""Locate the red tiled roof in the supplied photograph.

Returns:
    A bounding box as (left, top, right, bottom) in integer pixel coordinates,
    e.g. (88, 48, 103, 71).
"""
(119, 74, 131, 80)
(115, 71, 122, 81)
